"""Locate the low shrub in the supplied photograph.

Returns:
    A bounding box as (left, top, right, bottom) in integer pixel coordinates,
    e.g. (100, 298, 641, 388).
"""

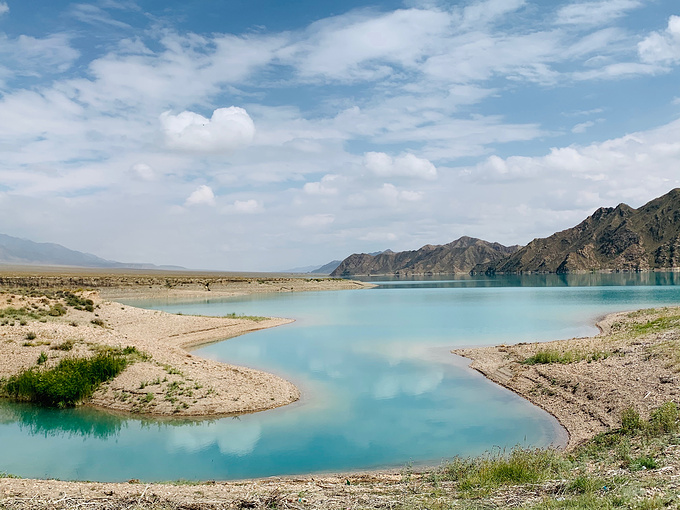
(444, 447, 567, 493)
(2, 352, 128, 407)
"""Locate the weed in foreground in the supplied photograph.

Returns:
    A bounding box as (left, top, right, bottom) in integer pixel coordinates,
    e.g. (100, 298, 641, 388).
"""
(2, 352, 129, 407)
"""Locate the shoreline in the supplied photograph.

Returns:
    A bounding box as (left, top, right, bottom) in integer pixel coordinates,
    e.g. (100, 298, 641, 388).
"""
(2, 275, 680, 507)
(0, 276, 374, 418)
(454, 306, 680, 449)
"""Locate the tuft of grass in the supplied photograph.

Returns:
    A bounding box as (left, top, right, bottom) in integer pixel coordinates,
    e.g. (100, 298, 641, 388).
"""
(48, 303, 67, 317)
(50, 339, 74, 351)
(37, 351, 48, 365)
(2, 352, 130, 408)
(443, 447, 568, 494)
(90, 318, 106, 328)
(524, 349, 609, 365)
(25, 331, 36, 341)
(647, 401, 679, 435)
(621, 407, 643, 434)
(222, 313, 269, 322)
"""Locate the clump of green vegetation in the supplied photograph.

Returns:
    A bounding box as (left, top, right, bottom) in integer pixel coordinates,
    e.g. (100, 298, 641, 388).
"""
(443, 447, 567, 495)
(222, 313, 268, 322)
(59, 291, 95, 312)
(48, 303, 67, 316)
(37, 352, 48, 365)
(524, 349, 609, 365)
(25, 331, 36, 341)
(631, 314, 680, 336)
(50, 339, 74, 351)
(90, 318, 106, 327)
(1, 350, 138, 408)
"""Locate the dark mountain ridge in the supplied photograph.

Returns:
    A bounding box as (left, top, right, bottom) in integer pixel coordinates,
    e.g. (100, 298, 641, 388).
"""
(330, 236, 520, 276)
(474, 188, 680, 274)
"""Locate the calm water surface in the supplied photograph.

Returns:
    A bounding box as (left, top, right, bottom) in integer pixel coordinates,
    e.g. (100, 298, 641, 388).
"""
(2, 273, 680, 481)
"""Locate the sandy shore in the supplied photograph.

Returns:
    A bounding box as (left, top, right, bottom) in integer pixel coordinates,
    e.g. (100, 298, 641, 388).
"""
(455, 307, 680, 449)
(0, 292, 301, 417)
(0, 275, 373, 417)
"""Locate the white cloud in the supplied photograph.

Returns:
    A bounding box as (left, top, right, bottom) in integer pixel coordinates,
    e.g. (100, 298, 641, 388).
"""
(185, 185, 216, 207)
(160, 107, 255, 153)
(0, 2, 8, 16)
(303, 174, 340, 195)
(555, 0, 643, 26)
(287, 8, 451, 82)
(638, 16, 680, 65)
(572, 120, 596, 133)
(129, 163, 155, 181)
(298, 214, 335, 228)
(364, 152, 437, 180)
(465, 119, 680, 202)
(379, 183, 424, 202)
(234, 199, 261, 213)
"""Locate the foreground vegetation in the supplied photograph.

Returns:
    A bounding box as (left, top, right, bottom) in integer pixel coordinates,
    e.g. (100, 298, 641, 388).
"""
(0, 347, 145, 408)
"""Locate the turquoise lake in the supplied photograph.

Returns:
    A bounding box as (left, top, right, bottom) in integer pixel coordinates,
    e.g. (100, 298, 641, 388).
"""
(2, 273, 680, 481)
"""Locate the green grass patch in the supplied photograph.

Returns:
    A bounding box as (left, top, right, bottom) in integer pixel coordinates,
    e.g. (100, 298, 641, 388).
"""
(1, 352, 133, 407)
(221, 313, 269, 322)
(443, 447, 568, 494)
(631, 314, 680, 336)
(524, 349, 609, 365)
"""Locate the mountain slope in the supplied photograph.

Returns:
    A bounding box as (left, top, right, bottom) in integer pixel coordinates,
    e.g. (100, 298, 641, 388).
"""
(476, 188, 680, 274)
(0, 233, 183, 270)
(330, 237, 519, 276)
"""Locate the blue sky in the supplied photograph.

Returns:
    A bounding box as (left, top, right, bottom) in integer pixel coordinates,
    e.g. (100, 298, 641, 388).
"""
(0, 0, 679, 271)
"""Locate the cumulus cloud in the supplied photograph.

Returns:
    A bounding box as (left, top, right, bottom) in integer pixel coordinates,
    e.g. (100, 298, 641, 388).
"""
(638, 16, 680, 65)
(379, 183, 424, 202)
(185, 185, 216, 206)
(303, 174, 339, 195)
(298, 214, 335, 228)
(160, 107, 255, 153)
(234, 199, 261, 213)
(364, 152, 437, 180)
(465, 118, 680, 202)
(0, 2, 8, 16)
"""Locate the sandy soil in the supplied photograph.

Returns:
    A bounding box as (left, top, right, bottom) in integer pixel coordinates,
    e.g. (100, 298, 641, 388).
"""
(454, 307, 680, 449)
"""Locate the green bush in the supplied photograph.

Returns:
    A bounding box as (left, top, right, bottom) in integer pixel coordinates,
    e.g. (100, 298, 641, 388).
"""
(48, 304, 67, 316)
(648, 402, 678, 435)
(621, 407, 643, 434)
(2, 353, 128, 408)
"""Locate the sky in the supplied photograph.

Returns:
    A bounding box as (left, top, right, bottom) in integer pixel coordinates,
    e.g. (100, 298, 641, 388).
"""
(0, 0, 679, 271)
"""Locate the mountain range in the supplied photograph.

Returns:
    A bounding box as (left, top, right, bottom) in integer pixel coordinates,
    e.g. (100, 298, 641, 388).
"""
(331, 236, 519, 276)
(333, 188, 680, 276)
(0, 233, 183, 270)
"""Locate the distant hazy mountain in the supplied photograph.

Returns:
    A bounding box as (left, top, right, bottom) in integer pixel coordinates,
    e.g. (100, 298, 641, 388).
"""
(331, 236, 520, 276)
(0, 233, 184, 270)
(474, 188, 680, 274)
(310, 260, 342, 274)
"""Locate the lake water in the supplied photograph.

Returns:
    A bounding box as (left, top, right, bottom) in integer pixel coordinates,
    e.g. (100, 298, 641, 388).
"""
(2, 273, 680, 481)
